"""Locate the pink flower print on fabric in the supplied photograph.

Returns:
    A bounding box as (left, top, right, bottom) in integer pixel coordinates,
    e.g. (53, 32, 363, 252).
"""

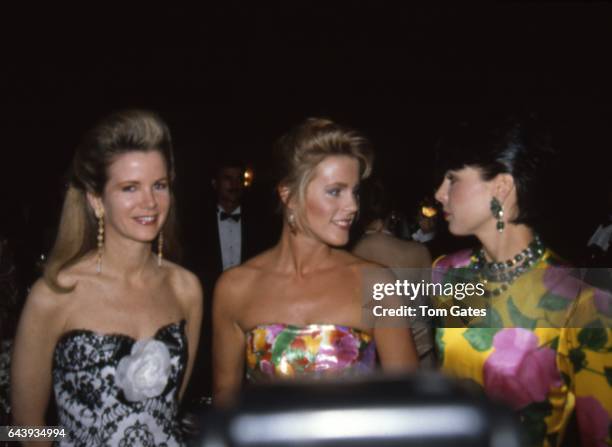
(542, 267, 582, 301)
(334, 333, 361, 369)
(259, 359, 274, 376)
(483, 328, 561, 410)
(593, 288, 612, 318)
(576, 396, 610, 447)
(354, 342, 376, 374)
(317, 328, 361, 371)
(432, 249, 472, 283)
(265, 324, 286, 345)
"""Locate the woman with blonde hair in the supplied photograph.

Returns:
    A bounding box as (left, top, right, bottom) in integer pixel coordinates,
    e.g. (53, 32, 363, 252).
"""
(11, 110, 202, 446)
(213, 118, 418, 406)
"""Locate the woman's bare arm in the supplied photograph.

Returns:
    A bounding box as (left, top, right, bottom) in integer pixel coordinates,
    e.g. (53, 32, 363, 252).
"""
(374, 326, 419, 372)
(176, 270, 203, 401)
(212, 271, 246, 408)
(11, 280, 66, 447)
(364, 266, 419, 372)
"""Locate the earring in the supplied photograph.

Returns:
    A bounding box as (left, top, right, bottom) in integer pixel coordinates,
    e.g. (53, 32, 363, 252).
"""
(96, 213, 104, 273)
(490, 197, 505, 233)
(157, 231, 163, 267)
(287, 212, 297, 234)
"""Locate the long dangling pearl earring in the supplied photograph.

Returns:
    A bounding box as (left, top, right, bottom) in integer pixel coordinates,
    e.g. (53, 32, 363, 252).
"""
(96, 211, 105, 273)
(157, 230, 163, 267)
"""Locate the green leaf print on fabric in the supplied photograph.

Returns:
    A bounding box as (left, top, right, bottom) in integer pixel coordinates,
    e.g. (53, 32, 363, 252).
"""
(489, 308, 504, 328)
(519, 400, 553, 447)
(468, 308, 503, 329)
(578, 320, 608, 350)
(463, 309, 504, 352)
(508, 296, 537, 330)
(561, 371, 571, 387)
(537, 293, 571, 311)
(469, 307, 504, 329)
(463, 328, 499, 352)
(569, 348, 587, 373)
(285, 348, 308, 367)
(549, 336, 559, 352)
(605, 367, 612, 387)
(435, 328, 445, 365)
(271, 329, 297, 365)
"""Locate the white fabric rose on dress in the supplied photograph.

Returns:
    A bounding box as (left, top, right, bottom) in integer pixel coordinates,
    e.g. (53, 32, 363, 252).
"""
(115, 339, 171, 402)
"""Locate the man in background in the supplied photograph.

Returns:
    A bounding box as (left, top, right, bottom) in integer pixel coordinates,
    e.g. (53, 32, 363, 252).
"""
(183, 158, 272, 407)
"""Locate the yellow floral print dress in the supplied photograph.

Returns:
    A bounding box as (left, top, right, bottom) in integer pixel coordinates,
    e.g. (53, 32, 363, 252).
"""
(434, 249, 612, 447)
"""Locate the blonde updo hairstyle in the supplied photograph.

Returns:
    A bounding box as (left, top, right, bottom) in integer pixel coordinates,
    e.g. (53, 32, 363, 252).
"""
(44, 109, 180, 293)
(275, 118, 374, 234)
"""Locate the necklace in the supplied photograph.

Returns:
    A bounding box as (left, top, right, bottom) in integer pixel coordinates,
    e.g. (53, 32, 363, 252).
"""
(471, 236, 545, 297)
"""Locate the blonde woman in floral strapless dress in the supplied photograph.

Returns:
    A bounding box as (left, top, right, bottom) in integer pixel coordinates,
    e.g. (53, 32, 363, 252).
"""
(213, 118, 418, 407)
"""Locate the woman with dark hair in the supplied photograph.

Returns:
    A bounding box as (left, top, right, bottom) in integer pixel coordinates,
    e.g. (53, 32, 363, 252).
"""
(213, 118, 418, 406)
(433, 116, 611, 447)
(11, 110, 202, 446)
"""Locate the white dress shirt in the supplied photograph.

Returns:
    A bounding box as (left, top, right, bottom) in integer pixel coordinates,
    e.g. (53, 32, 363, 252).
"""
(217, 205, 242, 271)
(411, 228, 435, 243)
(588, 222, 612, 252)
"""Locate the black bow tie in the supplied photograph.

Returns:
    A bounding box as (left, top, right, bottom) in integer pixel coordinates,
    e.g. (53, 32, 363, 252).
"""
(220, 211, 241, 222)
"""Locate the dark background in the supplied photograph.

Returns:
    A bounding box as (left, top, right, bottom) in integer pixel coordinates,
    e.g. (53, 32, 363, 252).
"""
(2, 2, 611, 281)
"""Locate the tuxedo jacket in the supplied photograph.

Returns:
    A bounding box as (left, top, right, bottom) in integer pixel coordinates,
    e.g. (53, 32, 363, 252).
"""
(181, 200, 278, 401)
(186, 203, 256, 291)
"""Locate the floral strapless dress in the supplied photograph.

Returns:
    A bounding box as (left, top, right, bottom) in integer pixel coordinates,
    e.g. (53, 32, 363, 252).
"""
(52, 320, 187, 447)
(245, 324, 376, 381)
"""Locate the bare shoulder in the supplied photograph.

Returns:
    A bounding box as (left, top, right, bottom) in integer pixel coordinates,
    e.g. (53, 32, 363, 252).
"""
(222, 248, 275, 287)
(398, 239, 432, 266)
(335, 248, 383, 269)
(398, 238, 429, 255)
(345, 252, 396, 283)
(215, 262, 257, 298)
(40, 256, 99, 304)
(213, 260, 264, 318)
(47, 254, 97, 292)
(351, 235, 375, 255)
(21, 277, 71, 334)
(162, 260, 203, 308)
(331, 249, 395, 285)
(240, 247, 275, 269)
(27, 278, 65, 311)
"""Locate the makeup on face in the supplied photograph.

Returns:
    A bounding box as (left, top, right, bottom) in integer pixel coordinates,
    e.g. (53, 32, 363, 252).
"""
(303, 155, 360, 246)
(101, 151, 171, 244)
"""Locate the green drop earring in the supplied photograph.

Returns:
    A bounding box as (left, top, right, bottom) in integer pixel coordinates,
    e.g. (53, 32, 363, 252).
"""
(490, 197, 505, 232)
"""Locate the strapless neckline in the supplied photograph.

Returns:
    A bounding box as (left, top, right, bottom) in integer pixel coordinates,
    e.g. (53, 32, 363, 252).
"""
(246, 323, 371, 335)
(52, 319, 187, 446)
(245, 322, 376, 381)
(56, 319, 186, 348)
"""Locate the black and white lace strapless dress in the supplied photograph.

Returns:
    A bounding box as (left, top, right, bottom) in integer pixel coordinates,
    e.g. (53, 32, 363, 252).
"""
(52, 320, 187, 447)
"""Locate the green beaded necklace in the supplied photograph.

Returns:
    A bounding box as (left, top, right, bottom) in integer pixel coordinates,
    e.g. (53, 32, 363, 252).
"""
(471, 236, 545, 297)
